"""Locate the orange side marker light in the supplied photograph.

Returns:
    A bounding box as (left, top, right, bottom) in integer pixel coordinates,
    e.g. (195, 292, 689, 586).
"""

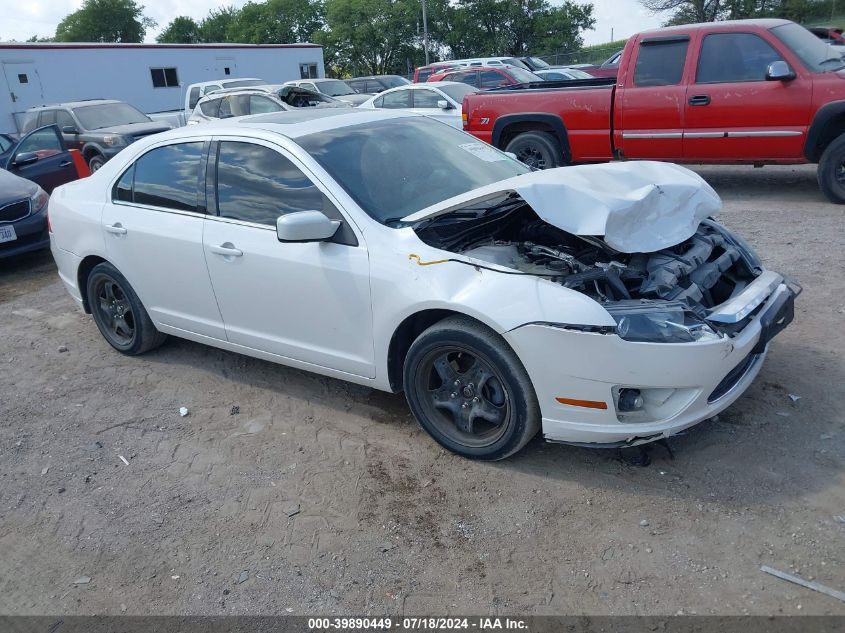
(555, 397, 608, 410)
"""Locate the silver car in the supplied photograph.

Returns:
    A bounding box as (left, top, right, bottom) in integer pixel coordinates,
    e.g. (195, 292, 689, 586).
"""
(188, 87, 348, 125)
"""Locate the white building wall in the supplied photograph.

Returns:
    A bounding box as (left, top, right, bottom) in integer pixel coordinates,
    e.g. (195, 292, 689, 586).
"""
(0, 43, 325, 132)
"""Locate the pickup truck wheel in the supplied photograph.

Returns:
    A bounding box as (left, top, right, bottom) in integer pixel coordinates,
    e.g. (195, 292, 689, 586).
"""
(87, 154, 106, 172)
(818, 134, 845, 204)
(505, 132, 562, 170)
(403, 316, 540, 460)
(86, 262, 167, 355)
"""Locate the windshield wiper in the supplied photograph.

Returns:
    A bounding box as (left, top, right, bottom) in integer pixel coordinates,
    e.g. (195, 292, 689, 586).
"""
(820, 57, 845, 68)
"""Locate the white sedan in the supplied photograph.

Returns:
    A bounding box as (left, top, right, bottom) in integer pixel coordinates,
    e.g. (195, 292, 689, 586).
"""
(358, 82, 478, 128)
(48, 109, 798, 460)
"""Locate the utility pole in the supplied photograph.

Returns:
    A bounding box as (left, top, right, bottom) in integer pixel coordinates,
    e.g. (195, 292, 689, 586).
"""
(421, 0, 430, 65)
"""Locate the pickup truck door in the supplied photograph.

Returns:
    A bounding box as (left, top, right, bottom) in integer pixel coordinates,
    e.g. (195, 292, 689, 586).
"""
(615, 35, 691, 160)
(683, 31, 811, 160)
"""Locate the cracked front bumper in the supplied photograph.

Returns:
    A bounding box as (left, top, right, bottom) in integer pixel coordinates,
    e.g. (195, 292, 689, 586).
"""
(505, 280, 797, 447)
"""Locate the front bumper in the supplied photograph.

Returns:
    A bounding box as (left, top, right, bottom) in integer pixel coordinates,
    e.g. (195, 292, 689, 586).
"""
(505, 279, 798, 446)
(0, 207, 49, 259)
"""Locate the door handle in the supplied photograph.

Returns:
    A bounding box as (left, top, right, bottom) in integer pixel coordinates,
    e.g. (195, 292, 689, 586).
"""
(209, 243, 243, 258)
(105, 223, 127, 235)
(59, 160, 72, 167)
(688, 95, 711, 106)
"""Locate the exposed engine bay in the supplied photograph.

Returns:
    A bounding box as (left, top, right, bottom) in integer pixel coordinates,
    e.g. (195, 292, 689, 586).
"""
(414, 200, 762, 321)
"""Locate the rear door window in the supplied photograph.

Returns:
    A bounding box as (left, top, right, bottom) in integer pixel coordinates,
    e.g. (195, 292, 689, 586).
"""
(633, 38, 689, 86)
(199, 98, 221, 117)
(132, 142, 204, 212)
(696, 33, 784, 83)
(39, 110, 57, 126)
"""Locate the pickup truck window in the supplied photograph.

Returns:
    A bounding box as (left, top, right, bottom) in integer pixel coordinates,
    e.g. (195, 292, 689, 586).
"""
(634, 39, 689, 87)
(697, 33, 783, 83)
(480, 71, 508, 88)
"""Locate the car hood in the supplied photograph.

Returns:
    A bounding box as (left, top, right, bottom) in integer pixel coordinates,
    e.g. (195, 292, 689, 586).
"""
(92, 121, 172, 136)
(334, 94, 371, 106)
(401, 161, 721, 253)
(0, 168, 38, 201)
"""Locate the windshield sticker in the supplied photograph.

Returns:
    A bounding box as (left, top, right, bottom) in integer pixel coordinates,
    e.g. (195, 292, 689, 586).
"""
(459, 142, 507, 162)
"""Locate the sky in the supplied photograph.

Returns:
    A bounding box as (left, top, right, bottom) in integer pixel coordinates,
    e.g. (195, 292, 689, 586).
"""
(0, 0, 665, 47)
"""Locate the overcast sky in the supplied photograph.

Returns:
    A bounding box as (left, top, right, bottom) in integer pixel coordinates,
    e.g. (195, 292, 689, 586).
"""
(0, 0, 665, 47)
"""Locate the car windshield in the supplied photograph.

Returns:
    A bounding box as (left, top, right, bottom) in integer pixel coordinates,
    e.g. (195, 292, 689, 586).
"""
(506, 67, 543, 83)
(438, 83, 479, 102)
(317, 80, 356, 96)
(297, 117, 529, 224)
(73, 103, 151, 129)
(771, 22, 845, 72)
(527, 56, 550, 69)
(223, 79, 265, 88)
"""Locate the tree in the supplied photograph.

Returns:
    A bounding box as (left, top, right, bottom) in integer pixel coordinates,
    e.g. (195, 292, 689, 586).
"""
(642, 0, 835, 26)
(54, 0, 156, 42)
(228, 0, 325, 43)
(198, 6, 241, 43)
(157, 16, 201, 43)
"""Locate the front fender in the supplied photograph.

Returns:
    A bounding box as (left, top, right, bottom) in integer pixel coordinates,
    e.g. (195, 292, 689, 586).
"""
(804, 100, 845, 162)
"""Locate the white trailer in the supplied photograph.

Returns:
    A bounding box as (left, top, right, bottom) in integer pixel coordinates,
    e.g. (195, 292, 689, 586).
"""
(0, 42, 325, 132)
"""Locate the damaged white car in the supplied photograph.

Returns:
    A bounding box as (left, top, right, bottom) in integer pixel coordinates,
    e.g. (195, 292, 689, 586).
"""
(48, 110, 799, 460)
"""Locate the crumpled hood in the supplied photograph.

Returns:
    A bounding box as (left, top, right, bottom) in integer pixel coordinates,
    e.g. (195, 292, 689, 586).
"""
(402, 161, 722, 253)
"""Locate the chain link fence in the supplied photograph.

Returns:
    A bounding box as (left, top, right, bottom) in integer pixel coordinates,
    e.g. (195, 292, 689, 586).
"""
(537, 43, 624, 67)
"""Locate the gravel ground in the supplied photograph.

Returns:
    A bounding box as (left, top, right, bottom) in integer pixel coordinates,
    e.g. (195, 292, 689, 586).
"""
(0, 164, 843, 616)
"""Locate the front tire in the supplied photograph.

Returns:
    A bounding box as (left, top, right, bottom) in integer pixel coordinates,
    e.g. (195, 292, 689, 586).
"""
(86, 262, 167, 355)
(87, 154, 106, 172)
(403, 316, 540, 460)
(505, 131, 562, 170)
(817, 132, 845, 204)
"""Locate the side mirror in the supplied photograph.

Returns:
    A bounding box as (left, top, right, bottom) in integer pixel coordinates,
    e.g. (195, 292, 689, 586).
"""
(504, 151, 518, 161)
(62, 126, 78, 134)
(276, 210, 340, 243)
(12, 151, 38, 167)
(437, 100, 454, 110)
(766, 60, 795, 81)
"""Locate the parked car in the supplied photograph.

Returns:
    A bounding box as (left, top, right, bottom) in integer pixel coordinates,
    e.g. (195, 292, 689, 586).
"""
(451, 57, 534, 71)
(534, 68, 596, 81)
(413, 62, 462, 82)
(282, 79, 370, 105)
(185, 78, 267, 115)
(189, 87, 348, 124)
(22, 100, 171, 172)
(359, 82, 478, 128)
(580, 49, 624, 78)
(462, 19, 845, 203)
(807, 26, 845, 48)
(517, 56, 553, 72)
(429, 65, 543, 88)
(49, 109, 797, 460)
(1, 125, 80, 193)
(347, 75, 410, 94)
(0, 169, 49, 259)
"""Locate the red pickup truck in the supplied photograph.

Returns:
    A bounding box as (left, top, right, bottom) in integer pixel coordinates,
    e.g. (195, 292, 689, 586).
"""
(462, 19, 845, 203)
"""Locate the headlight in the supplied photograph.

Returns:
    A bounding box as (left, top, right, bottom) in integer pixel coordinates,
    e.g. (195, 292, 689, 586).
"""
(606, 301, 721, 343)
(102, 135, 127, 147)
(30, 187, 49, 213)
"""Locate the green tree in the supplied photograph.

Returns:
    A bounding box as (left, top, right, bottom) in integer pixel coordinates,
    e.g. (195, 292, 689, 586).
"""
(642, 0, 835, 26)
(157, 16, 201, 43)
(54, 0, 156, 42)
(198, 6, 241, 42)
(228, 0, 325, 43)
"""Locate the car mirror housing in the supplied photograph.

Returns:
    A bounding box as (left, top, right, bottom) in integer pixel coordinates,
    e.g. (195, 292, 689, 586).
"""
(62, 126, 79, 134)
(437, 100, 454, 110)
(766, 61, 795, 81)
(12, 151, 39, 167)
(276, 210, 341, 243)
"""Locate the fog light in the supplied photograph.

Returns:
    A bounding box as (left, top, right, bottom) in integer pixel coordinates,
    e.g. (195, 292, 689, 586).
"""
(618, 388, 644, 412)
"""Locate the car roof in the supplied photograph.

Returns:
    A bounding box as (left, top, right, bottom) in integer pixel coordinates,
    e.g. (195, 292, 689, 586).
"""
(190, 78, 262, 87)
(637, 18, 791, 38)
(157, 108, 415, 142)
(27, 99, 121, 111)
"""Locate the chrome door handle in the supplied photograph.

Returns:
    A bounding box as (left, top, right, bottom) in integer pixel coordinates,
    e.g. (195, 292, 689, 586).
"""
(209, 243, 243, 257)
(105, 223, 127, 235)
(59, 160, 72, 167)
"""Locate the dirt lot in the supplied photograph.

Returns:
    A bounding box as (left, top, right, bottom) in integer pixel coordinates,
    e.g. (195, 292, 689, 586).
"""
(0, 164, 843, 616)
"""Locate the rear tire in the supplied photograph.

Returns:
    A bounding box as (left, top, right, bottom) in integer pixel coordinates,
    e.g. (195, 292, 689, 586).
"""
(86, 262, 167, 355)
(817, 132, 845, 204)
(505, 132, 562, 170)
(403, 316, 540, 460)
(87, 154, 106, 172)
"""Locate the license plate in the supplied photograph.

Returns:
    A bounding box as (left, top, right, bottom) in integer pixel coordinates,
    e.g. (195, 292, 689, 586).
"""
(0, 225, 16, 244)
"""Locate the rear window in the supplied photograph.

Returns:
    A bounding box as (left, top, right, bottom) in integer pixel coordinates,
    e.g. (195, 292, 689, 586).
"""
(634, 38, 689, 86)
